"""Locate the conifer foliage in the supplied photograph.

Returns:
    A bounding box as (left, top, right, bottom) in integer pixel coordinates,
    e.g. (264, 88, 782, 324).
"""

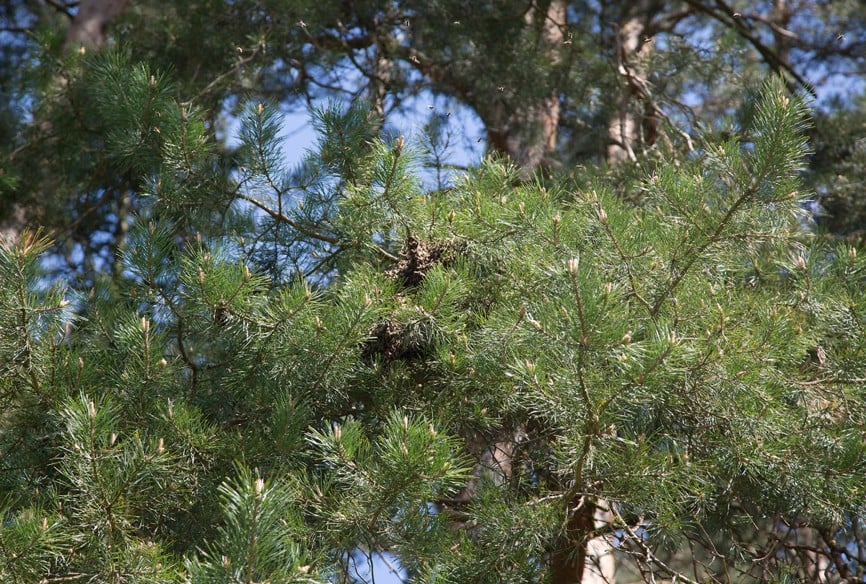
(1, 48, 866, 584)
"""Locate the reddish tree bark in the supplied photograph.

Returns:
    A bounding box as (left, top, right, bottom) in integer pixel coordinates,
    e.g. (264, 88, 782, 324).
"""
(64, 0, 130, 51)
(606, 2, 658, 165)
(483, 0, 566, 177)
(551, 498, 616, 584)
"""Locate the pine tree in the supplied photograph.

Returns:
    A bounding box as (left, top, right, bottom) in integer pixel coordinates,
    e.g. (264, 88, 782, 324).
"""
(3, 2, 866, 582)
(3, 1, 866, 254)
(2, 42, 866, 582)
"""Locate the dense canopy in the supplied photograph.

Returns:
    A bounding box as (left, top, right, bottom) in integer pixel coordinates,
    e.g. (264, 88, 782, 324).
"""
(1, 1, 866, 583)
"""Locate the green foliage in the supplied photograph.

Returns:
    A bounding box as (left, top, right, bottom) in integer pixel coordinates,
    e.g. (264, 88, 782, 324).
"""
(0, 505, 69, 584)
(0, 2, 864, 582)
(809, 96, 866, 238)
(2, 45, 866, 584)
(185, 466, 320, 583)
(55, 393, 181, 582)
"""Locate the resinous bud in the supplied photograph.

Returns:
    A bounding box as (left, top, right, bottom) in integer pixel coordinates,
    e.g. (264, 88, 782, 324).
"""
(796, 255, 806, 270)
(597, 208, 608, 224)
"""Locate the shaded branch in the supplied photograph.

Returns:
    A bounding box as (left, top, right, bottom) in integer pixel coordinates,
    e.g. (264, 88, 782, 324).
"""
(682, 0, 813, 95)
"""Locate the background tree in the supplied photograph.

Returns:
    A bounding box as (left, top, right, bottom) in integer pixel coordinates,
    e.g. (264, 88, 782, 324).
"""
(3, 0, 866, 264)
(2, 1, 866, 583)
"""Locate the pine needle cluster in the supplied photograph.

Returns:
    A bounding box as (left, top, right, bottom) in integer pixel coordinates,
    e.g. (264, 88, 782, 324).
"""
(2, 52, 865, 583)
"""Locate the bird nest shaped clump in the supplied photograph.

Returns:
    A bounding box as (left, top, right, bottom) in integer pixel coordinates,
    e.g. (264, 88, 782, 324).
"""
(360, 318, 431, 364)
(362, 236, 452, 364)
(386, 236, 453, 287)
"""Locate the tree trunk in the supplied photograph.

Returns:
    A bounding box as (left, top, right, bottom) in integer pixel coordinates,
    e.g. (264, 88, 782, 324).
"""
(0, 206, 28, 244)
(64, 0, 130, 51)
(485, 95, 561, 178)
(479, 4, 617, 581)
(482, 0, 566, 178)
(606, 4, 657, 165)
(551, 498, 616, 584)
(547, 6, 665, 583)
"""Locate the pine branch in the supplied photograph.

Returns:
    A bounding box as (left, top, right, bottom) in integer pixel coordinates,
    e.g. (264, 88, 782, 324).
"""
(681, 0, 813, 95)
(593, 197, 653, 313)
(236, 193, 339, 246)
